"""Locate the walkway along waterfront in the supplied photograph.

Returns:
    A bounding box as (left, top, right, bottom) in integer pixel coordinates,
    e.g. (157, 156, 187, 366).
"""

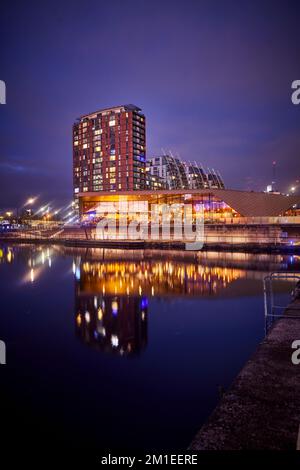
(1, 223, 300, 253)
(189, 298, 300, 450)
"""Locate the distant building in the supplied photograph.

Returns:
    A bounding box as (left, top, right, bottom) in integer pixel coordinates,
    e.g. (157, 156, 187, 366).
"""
(73, 104, 146, 209)
(147, 155, 224, 190)
(145, 168, 166, 190)
(147, 155, 188, 190)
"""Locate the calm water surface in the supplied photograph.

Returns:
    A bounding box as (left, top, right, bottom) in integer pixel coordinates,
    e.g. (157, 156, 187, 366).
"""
(0, 243, 298, 454)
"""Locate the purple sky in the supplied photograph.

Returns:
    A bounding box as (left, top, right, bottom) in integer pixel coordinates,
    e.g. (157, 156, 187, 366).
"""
(1, 0, 300, 207)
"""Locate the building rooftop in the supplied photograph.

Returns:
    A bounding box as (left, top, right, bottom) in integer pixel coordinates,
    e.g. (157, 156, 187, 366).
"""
(78, 104, 142, 120)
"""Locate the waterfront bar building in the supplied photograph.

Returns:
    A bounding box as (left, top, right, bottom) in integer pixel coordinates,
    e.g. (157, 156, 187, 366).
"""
(79, 188, 300, 224)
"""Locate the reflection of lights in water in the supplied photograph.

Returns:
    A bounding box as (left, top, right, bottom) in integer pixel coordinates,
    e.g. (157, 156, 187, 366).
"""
(111, 335, 119, 348)
(141, 311, 145, 321)
(72, 261, 76, 275)
(94, 296, 98, 308)
(111, 300, 118, 315)
(30, 268, 34, 283)
(85, 311, 90, 323)
(48, 257, 51, 268)
(41, 251, 45, 264)
(75, 267, 80, 280)
(76, 258, 289, 298)
(98, 326, 106, 337)
(7, 250, 12, 263)
(76, 314, 82, 326)
(97, 307, 103, 320)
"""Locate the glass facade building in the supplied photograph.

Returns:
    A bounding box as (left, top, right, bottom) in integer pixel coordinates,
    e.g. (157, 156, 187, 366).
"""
(79, 188, 300, 225)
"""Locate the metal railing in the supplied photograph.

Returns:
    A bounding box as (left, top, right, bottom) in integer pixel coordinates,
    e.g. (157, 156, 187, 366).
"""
(263, 271, 300, 333)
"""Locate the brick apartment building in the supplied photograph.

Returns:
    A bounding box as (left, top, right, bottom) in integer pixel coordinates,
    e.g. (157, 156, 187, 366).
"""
(73, 104, 146, 208)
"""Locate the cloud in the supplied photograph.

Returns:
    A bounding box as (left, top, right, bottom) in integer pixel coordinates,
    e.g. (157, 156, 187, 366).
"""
(0, 158, 51, 176)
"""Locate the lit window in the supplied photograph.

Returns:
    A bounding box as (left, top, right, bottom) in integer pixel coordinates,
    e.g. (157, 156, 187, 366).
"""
(109, 120, 115, 127)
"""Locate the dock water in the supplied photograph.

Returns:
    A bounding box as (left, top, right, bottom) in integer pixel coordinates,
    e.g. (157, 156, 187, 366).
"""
(189, 299, 300, 450)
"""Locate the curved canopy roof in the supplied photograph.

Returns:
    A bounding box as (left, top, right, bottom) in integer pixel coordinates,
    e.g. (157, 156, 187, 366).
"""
(208, 189, 300, 217)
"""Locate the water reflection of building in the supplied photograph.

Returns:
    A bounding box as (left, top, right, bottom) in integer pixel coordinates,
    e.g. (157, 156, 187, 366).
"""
(75, 291, 148, 357)
(78, 260, 246, 297)
(61, 246, 299, 273)
(73, 258, 249, 357)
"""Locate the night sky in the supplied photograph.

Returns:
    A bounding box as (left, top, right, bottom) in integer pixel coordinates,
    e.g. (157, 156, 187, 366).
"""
(1, 0, 300, 208)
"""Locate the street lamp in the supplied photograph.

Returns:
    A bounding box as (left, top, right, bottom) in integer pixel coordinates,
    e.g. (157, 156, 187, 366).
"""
(17, 196, 37, 222)
(26, 197, 36, 205)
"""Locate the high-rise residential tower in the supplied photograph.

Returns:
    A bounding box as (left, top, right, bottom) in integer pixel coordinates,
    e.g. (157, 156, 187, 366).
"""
(73, 104, 146, 207)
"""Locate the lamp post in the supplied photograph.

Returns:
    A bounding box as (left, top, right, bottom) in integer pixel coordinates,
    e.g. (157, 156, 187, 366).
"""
(17, 197, 37, 224)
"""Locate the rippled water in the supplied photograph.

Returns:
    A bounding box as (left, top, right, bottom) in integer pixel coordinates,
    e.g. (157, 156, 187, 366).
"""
(0, 243, 298, 454)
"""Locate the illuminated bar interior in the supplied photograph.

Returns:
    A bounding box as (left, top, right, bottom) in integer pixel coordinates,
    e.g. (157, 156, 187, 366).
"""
(80, 192, 240, 224)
